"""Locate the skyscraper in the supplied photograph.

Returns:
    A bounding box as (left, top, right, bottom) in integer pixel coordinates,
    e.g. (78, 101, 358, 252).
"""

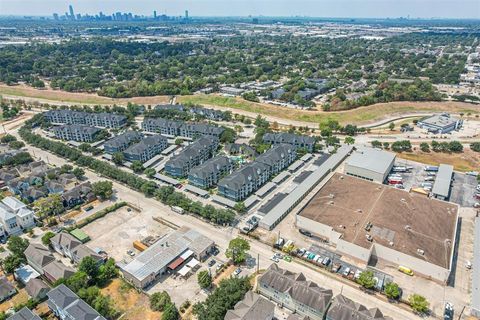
(53, 13, 59, 21)
(153, 10, 157, 19)
(69, 5, 75, 20)
(185, 10, 189, 20)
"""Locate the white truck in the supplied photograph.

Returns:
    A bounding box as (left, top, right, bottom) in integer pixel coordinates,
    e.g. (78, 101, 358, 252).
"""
(171, 206, 185, 214)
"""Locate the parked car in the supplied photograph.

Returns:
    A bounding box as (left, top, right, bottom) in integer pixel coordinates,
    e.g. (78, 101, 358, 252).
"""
(342, 267, 351, 277)
(270, 254, 279, 263)
(208, 259, 216, 267)
(331, 263, 341, 273)
(297, 248, 306, 257)
(127, 250, 135, 257)
(322, 257, 331, 266)
(211, 247, 220, 256)
(444, 302, 454, 320)
(299, 229, 312, 237)
(465, 260, 472, 269)
(354, 269, 362, 280)
(283, 255, 292, 262)
(233, 268, 242, 277)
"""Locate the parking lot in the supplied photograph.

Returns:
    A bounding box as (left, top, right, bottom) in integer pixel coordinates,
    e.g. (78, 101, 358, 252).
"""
(82, 206, 172, 263)
(451, 173, 478, 207)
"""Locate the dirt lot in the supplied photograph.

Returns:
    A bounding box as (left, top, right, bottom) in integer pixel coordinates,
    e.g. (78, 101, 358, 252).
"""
(101, 279, 161, 320)
(81, 206, 172, 263)
(0, 289, 28, 312)
(397, 148, 480, 172)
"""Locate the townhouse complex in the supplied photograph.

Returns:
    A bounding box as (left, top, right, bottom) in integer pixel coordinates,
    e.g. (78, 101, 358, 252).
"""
(142, 117, 224, 138)
(188, 156, 233, 189)
(45, 110, 127, 128)
(263, 132, 316, 152)
(52, 125, 101, 142)
(123, 135, 168, 163)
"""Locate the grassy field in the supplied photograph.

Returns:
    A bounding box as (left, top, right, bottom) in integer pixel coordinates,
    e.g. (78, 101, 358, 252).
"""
(178, 94, 480, 125)
(101, 279, 161, 320)
(397, 149, 480, 172)
(0, 84, 170, 106)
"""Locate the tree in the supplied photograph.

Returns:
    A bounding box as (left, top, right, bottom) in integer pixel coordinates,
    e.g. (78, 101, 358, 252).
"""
(197, 270, 212, 289)
(93, 294, 115, 318)
(371, 140, 382, 148)
(174, 138, 184, 145)
(388, 122, 395, 131)
(220, 128, 236, 144)
(408, 294, 429, 314)
(470, 142, 480, 152)
(234, 202, 246, 214)
(357, 270, 376, 289)
(150, 291, 171, 311)
(226, 238, 250, 265)
(344, 136, 355, 145)
(143, 168, 156, 178)
(34, 194, 65, 219)
(112, 152, 124, 165)
(140, 181, 157, 196)
(0, 134, 16, 144)
(8, 141, 24, 149)
(97, 258, 118, 285)
(2, 255, 23, 274)
(79, 256, 99, 282)
(92, 181, 113, 200)
(60, 164, 73, 174)
(66, 271, 89, 292)
(420, 142, 430, 152)
(42, 231, 56, 246)
(7, 236, 29, 257)
(448, 141, 463, 153)
(384, 282, 400, 300)
(72, 167, 85, 179)
(131, 160, 144, 173)
(162, 303, 179, 320)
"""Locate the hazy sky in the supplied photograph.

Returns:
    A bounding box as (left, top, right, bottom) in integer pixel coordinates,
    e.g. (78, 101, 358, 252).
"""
(0, 0, 479, 19)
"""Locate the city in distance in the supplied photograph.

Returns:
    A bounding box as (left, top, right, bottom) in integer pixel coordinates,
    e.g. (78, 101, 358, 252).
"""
(0, 1, 479, 320)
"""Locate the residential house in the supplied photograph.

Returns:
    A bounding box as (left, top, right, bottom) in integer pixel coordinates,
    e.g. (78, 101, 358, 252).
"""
(47, 284, 106, 320)
(256, 144, 296, 175)
(25, 278, 50, 300)
(104, 131, 143, 154)
(0, 277, 16, 302)
(188, 156, 233, 189)
(218, 162, 270, 201)
(263, 132, 316, 152)
(189, 106, 226, 121)
(61, 182, 95, 209)
(23, 187, 46, 203)
(50, 232, 103, 265)
(164, 136, 219, 178)
(24, 243, 55, 275)
(325, 294, 393, 320)
(0, 197, 35, 235)
(258, 264, 333, 320)
(45, 180, 64, 194)
(141, 118, 182, 136)
(43, 261, 75, 284)
(52, 125, 100, 143)
(123, 135, 168, 163)
(7, 307, 41, 320)
(224, 291, 274, 320)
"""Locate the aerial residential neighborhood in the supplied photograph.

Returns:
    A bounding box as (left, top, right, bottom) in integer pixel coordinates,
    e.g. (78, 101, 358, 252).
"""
(0, 2, 478, 320)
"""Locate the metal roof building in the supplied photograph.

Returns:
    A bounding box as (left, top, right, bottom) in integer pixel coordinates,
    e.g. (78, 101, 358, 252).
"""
(184, 184, 209, 197)
(272, 171, 290, 185)
(211, 195, 237, 208)
(153, 173, 179, 186)
(259, 145, 353, 230)
(255, 182, 276, 198)
(471, 217, 480, 317)
(344, 147, 395, 183)
(432, 164, 453, 200)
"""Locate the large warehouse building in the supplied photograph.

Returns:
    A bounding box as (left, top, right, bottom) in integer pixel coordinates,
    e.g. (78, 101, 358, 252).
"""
(296, 173, 458, 283)
(344, 147, 395, 183)
(119, 227, 214, 289)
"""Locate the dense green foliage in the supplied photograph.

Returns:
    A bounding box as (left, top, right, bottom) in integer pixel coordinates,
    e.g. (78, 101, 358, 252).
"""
(225, 238, 250, 264)
(193, 277, 251, 320)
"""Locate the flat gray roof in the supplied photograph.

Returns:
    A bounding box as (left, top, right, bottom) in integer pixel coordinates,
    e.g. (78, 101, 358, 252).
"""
(184, 184, 209, 196)
(255, 182, 277, 198)
(259, 145, 353, 230)
(432, 164, 453, 198)
(244, 195, 259, 208)
(211, 195, 237, 208)
(143, 154, 163, 168)
(272, 171, 290, 184)
(300, 153, 313, 162)
(153, 173, 179, 185)
(472, 217, 480, 317)
(161, 145, 178, 155)
(346, 147, 395, 175)
(288, 160, 304, 172)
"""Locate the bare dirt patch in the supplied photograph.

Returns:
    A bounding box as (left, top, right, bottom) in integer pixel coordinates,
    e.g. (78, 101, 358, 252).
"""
(397, 148, 480, 172)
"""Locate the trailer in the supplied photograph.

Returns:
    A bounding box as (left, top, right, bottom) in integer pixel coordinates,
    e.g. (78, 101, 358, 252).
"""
(171, 206, 185, 214)
(424, 166, 439, 172)
(392, 166, 408, 173)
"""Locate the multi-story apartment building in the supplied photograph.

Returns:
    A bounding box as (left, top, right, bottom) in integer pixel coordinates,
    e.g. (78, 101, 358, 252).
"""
(179, 123, 225, 139)
(256, 144, 296, 175)
(258, 264, 333, 320)
(263, 132, 316, 152)
(218, 162, 270, 201)
(52, 125, 100, 142)
(104, 131, 143, 154)
(164, 136, 218, 178)
(141, 118, 182, 136)
(123, 135, 168, 163)
(188, 156, 233, 189)
(45, 110, 127, 128)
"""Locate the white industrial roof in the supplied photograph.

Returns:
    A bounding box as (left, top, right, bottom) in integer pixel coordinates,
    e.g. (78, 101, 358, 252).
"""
(432, 164, 453, 198)
(346, 147, 395, 175)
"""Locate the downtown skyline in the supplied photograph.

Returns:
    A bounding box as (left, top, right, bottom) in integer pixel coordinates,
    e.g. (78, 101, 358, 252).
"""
(0, 0, 479, 19)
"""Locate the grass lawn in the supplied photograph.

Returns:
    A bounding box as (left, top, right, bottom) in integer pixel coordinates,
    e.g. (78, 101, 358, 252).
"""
(178, 94, 480, 125)
(397, 149, 480, 172)
(0, 289, 29, 313)
(100, 279, 161, 320)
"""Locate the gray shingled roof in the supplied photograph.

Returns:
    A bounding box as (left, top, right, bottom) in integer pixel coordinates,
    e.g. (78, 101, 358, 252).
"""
(104, 131, 142, 149)
(188, 156, 231, 179)
(124, 135, 167, 155)
(224, 291, 274, 320)
(326, 294, 393, 320)
(263, 132, 315, 145)
(24, 243, 55, 268)
(165, 136, 217, 169)
(218, 162, 268, 190)
(7, 307, 41, 320)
